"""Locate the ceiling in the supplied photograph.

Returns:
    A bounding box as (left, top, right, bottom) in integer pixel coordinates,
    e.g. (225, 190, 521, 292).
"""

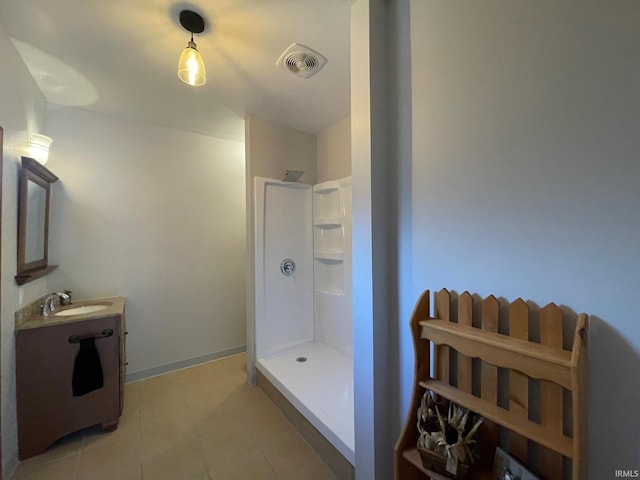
(0, 0, 353, 142)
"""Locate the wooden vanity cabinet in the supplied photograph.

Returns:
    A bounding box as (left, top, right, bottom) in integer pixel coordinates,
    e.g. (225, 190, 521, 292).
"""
(16, 313, 125, 459)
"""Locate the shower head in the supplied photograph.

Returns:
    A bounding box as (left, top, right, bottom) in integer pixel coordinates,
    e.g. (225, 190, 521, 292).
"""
(283, 170, 304, 182)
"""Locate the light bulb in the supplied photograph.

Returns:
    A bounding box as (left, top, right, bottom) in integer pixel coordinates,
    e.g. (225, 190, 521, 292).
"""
(178, 40, 206, 86)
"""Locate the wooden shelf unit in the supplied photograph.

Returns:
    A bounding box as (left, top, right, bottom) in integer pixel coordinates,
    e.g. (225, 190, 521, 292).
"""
(395, 289, 588, 480)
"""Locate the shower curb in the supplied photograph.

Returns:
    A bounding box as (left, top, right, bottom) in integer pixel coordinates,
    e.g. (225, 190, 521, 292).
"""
(257, 370, 355, 480)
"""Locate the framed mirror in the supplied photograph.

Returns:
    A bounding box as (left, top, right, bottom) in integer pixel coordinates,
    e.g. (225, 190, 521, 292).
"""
(16, 157, 59, 285)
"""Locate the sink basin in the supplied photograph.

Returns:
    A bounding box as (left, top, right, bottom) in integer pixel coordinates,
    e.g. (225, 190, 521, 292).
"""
(54, 304, 110, 317)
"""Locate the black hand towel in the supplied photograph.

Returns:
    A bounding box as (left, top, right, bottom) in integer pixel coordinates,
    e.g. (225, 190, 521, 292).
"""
(72, 337, 104, 396)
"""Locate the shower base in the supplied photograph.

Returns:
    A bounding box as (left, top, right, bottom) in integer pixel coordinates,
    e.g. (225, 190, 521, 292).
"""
(255, 341, 354, 465)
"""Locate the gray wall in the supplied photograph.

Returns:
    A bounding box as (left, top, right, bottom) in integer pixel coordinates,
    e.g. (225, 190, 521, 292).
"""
(350, 1, 640, 477)
(351, 0, 396, 478)
(404, 1, 640, 477)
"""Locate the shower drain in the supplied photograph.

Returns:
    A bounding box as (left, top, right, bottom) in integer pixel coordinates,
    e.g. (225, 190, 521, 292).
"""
(296, 356, 308, 363)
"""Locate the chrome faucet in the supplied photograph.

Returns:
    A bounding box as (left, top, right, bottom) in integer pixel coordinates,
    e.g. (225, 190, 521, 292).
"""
(41, 291, 71, 316)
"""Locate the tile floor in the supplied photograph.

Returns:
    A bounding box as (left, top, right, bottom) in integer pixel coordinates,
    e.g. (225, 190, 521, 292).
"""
(11, 353, 339, 480)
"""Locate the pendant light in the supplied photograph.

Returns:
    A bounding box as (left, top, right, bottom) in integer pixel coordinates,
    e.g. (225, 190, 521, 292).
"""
(177, 10, 206, 86)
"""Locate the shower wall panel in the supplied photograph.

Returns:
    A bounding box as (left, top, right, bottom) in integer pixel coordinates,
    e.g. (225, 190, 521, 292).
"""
(254, 178, 314, 358)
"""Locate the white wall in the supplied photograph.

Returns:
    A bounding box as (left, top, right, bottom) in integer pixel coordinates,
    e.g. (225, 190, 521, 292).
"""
(46, 106, 247, 378)
(317, 116, 351, 183)
(406, 1, 640, 477)
(0, 20, 48, 477)
(244, 116, 317, 381)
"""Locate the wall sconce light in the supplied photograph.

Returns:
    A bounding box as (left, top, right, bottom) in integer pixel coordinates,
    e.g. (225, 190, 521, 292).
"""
(177, 10, 206, 86)
(27, 133, 53, 165)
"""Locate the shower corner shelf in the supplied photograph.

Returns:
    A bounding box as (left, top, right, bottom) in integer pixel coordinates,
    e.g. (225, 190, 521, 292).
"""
(314, 251, 344, 261)
(315, 288, 344, 296)
(314, 217, 343, 228)
(314, 184, 340, 194)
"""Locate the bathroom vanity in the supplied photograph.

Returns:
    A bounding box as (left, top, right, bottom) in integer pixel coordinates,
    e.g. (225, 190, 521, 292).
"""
(15, 297, 126, 459)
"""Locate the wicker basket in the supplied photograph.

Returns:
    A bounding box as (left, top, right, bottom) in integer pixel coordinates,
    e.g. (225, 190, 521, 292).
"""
(418, 447, 469, 479)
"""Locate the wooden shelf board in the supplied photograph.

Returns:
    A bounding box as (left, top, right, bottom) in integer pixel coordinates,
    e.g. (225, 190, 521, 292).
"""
(419, 379, 573, 458)
(401, 449, 492, 480)
(419, 319, 574, 389)
(15, 265, 58, 285)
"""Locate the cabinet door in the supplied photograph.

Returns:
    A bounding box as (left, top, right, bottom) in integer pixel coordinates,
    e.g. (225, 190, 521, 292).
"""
(16, 316, 122, 459)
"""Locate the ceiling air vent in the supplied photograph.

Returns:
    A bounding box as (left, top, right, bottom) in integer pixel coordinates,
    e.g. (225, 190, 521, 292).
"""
(277, 43, 327, 79)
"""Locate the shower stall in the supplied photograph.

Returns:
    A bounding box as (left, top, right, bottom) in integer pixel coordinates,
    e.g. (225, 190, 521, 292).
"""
(253, 175, 354, 465)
